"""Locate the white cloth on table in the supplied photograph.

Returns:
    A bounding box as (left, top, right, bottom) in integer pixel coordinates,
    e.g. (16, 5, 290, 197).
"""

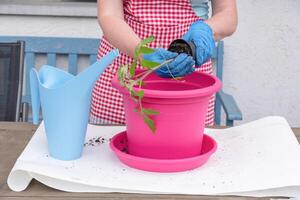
(7, 116, 300, 197)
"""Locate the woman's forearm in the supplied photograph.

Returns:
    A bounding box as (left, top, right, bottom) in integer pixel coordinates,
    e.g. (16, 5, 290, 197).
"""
(99, 16, 141, 58)
(98, 0, 141, 58)
(205, 0, 238, 41)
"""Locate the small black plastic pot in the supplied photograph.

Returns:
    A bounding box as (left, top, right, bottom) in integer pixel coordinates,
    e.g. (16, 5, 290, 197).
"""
(168, 39, 196, 60)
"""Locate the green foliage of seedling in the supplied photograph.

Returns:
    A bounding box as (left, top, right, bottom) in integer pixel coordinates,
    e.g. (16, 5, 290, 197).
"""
(129, 61, 137, 76)
(136, 80, 145, 87)
(117, 36, 174, 133)
(134, 36, 154, 60)
(142, 108, 160, 116)
(132, 90, 144, 98)
(140, 59, 160, 69)
(143, 115, 156, 133)
(140, 36, 155, 46)
(139, 46, 155, 54)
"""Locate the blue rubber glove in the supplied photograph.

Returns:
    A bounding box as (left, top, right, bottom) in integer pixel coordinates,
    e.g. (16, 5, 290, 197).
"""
(143, 48, 195, 78)
(182, 20, 215, 66)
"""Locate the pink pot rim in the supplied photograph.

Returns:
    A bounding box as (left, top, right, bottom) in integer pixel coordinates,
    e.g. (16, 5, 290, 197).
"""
(112, 71, 222, 99)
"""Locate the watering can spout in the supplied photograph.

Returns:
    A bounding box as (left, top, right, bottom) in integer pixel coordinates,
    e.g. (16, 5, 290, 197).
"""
(76, 49, 119, 87)
(30, 69, 41, 125)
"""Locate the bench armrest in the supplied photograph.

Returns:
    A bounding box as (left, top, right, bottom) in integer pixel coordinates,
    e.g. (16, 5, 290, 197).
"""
(216, 90, 243, 126)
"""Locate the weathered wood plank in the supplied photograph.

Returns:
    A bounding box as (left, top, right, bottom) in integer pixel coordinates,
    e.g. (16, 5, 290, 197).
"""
(0, 122, 36, 131)
(0, 123, 36, 197)
(0, 122, 298, 200)
(0, 196, 274, 200)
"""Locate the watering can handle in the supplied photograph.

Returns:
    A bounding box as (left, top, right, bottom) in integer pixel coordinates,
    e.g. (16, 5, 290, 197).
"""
(30, 69, 41, 125)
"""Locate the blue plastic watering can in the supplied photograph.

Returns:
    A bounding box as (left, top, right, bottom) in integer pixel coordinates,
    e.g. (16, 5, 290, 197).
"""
(30, 49, 119, 160)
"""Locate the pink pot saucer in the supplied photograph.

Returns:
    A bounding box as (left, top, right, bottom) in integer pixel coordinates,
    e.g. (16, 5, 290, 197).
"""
(110, 131, 217, 173)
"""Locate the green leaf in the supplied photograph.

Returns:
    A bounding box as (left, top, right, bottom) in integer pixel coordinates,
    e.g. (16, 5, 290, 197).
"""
(134, 36, 155, 61)
(142, 108, 160, 116)
(117, 65, 123, 77)
(117, 67, 122, 80)
(143, 115, 156, 133)
(134, 45, 140, 60)
(139, 46, 155, 54)
(129, 61, 137, 76)
(132, 90, 144, 98)
(117, 65, 127, 86)
(140, 59, 160, 69)
(140, 36, 155, 46)
(136, 80, 145, 87)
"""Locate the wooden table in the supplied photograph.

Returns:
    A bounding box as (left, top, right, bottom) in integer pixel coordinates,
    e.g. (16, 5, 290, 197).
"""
(0, 122, 299, 200)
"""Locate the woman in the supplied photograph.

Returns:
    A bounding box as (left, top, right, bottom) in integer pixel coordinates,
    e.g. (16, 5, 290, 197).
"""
(89, 0, 238, 125)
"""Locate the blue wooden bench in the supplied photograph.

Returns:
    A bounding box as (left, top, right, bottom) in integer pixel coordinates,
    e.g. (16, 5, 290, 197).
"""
(0, 36, 242, 126)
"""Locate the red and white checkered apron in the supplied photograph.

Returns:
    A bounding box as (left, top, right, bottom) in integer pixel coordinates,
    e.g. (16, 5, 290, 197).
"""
(90, 0, 215, 125)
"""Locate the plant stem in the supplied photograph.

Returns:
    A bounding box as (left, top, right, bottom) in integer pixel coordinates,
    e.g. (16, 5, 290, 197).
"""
(134, 59, 174, 82)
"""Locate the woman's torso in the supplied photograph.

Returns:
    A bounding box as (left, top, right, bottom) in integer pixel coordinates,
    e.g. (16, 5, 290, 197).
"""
(90, 0, 213, 125)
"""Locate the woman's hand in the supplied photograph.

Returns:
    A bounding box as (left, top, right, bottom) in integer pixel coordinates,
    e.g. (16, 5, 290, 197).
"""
(182, 21, 215, 66)
(143, 48, 195, 78)
(182, 0, 237, 66)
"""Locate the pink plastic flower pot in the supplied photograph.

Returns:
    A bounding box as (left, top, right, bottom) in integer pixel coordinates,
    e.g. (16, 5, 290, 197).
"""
(112, 70, 221, 159)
